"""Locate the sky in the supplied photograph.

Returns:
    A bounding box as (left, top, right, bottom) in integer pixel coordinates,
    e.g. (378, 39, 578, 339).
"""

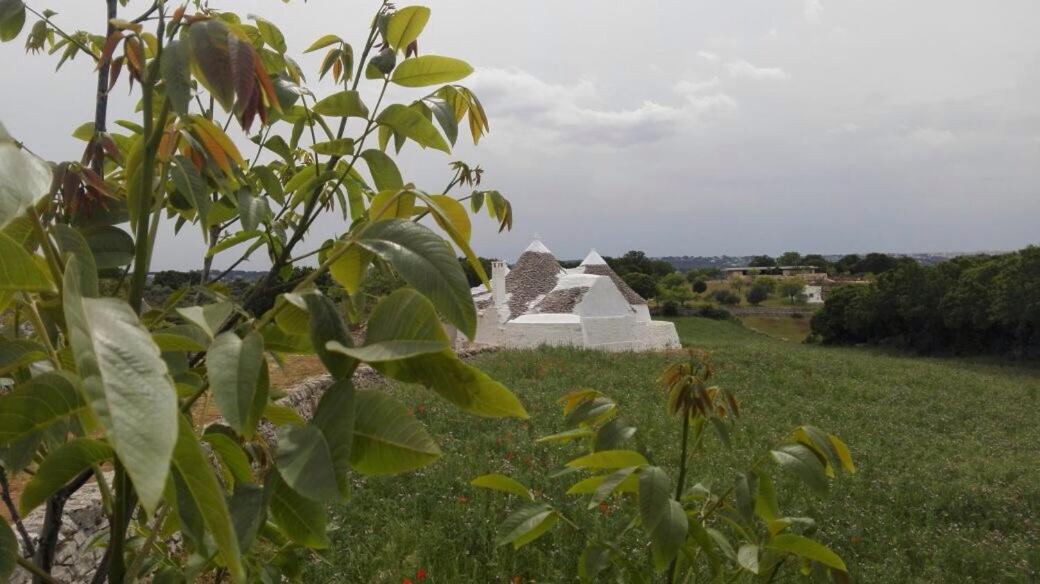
(1, 0, 1038, 269)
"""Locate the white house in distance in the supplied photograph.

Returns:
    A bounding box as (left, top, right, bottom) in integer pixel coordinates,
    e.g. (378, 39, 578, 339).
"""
(470, 239, 681, 351)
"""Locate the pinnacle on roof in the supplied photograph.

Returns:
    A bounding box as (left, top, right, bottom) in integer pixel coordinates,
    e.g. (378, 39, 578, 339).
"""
(524, 238, 553, 254)
(580, 249, 607, 266)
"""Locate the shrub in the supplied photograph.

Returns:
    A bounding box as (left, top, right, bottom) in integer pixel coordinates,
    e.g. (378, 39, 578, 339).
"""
(713, 289, 740, 305)
(661, 300, 681, 316)
(694, 303, 732, 320)
(691, 279, 708, 294)
(622, 272, 657, 300)
(746, 282, 770, 305)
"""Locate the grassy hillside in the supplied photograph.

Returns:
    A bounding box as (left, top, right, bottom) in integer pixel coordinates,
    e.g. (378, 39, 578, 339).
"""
(308, 318, 1040, 582)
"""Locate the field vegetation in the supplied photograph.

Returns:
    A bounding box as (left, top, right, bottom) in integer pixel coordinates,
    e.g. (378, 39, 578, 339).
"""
(309, 317, 1040, 582)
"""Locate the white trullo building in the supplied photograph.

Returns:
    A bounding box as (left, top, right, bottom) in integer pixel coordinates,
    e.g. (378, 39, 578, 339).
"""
(470, 239, 681, 351)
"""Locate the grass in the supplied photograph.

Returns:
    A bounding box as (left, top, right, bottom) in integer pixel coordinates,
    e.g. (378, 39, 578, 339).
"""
(306, 317, 1040, 583)
(739, 314, 812, 341)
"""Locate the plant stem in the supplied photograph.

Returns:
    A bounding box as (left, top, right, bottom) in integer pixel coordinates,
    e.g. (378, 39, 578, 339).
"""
(16, 556, 60, 584)
(0, 467, 36, 557)
(24, 4, 98, 62)
(21, 295, 61, 369)
(666, 413, 693, 584)
(90, 0, 118, 177)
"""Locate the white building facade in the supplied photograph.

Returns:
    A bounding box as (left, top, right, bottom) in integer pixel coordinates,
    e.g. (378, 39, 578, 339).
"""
(471, 240, 681, 351)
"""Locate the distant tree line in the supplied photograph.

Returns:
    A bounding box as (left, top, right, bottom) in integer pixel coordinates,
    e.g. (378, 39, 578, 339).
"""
(811, 246, 1040, 357)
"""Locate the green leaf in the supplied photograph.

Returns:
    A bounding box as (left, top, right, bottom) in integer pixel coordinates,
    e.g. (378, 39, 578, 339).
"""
(568, 450, 648, 470)
(0, 339, 47, 375)
(588, 466, 638, 509)
(208, 331, 268, 439)
(51, 225, 97, 294)
(328, 243, 371, 295)
(0, 515, 15, 582)
(766, 533, 847, 572)
(326, 339, 448, 362)
(312, 138, 355, 156)
(391, 55, 473, 88)
(273, 293, 310, 335)
(754, 472, 782, 524)
(0, 371, 84, 446)
(152, 325, 210, 352)
(206, 230, 264, 258)
(350, 389, 441, 475)
(176, 301, 234, 338)
(263, 403, 305, 427)
(536, 427, 594, 444)
(638, 466, 687, 569)
(0, 231, 52, 291)
(302, 293, 358, 379)
(161, 39, 193, 115)
(386, 6, 430, 52)
(578, 543, 611, 583)
(268, 472, 329, 548)
(363, 289, 527, 418)
(188, 19, 235, 110)
(771, 443, 828, 493)
(496, 503, 558, 549)
(82, 226, 134, 269)
(310, 379, 355, 498)
(171, 416, 244, 580)
(304, 33, 342, 53)
(829, 434, 856, 473)
(359, 220, 475, 337)
(63, 257, 177, 514)
(170, 156, 211, 226)
(312, 90, 369, 118)
(0, 0, 25, 43)
(376, 104, 449, 153)
(253, 17, 286, 53)
(202, 431, 253, 486)
(275, 423, 340, 501)
(359, 149, 403, 190)
(594, 418, 636, 451)
(471, 473, 534, 501)
(19, 438, 113, 515)
(738, 544, 760, 574)
(236, 190, 271, 232)
(427, 97, 458, 145)
(227, 483, 266, 552)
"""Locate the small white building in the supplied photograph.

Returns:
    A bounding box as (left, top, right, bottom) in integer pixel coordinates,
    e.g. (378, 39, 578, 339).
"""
(471, 240, 681, 351)
(805, 285, 824, 304)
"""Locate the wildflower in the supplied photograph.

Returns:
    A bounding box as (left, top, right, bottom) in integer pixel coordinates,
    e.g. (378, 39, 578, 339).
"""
(505, 451, 515, 460)
(416, 567, 428, 581)
(457, 495, 468, 505)
(402, 579, 413, 584)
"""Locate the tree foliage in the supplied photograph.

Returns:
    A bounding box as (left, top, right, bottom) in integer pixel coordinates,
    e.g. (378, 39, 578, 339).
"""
(811, 247, 1040, 356)
(0, 2, 524, 581)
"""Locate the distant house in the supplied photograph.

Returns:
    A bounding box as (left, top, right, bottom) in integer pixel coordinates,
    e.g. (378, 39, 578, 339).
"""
(804, 285, 824, 304)
(724, 266, 824, 281)
(470, 240, 680, 351)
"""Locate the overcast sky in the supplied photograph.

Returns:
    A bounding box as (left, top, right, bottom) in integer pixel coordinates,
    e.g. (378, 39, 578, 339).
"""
(2, 0, 1038, 268)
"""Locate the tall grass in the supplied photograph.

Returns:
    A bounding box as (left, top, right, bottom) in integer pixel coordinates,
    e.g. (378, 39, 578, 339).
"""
(307, 318, 1040, 582)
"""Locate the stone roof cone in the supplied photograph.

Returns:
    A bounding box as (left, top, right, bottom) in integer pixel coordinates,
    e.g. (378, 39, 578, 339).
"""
(580, 249, 608, 266)
(504, 237, 564, 319)
(579, 250, 647, 305)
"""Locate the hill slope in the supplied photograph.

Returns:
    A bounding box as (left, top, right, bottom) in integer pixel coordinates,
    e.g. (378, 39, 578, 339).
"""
(310, 318, 1040, 582)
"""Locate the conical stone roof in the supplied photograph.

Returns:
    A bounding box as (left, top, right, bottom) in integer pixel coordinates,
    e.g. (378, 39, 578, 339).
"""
(504, 240, 565, 319)
(579, 250, 647, 305)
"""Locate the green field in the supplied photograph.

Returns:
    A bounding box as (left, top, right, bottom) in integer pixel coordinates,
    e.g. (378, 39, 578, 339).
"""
(307, 318, 1040, 583)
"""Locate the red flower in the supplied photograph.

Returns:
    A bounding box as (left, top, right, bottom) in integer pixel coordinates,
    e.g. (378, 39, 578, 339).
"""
(402, 579, 413, 584)
(505, 451, 515, 460)
(416, 567, 428, 581)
